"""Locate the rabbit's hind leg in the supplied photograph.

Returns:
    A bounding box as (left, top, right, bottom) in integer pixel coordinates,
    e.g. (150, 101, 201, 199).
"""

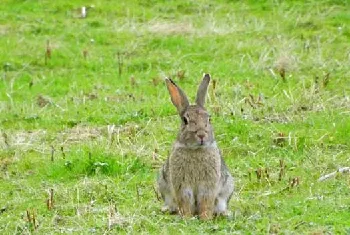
(157, 164, 177, 214)
(214, 197, 228, 216)
(161, 194, 177, 214)
(197, 187, 216, 220)
(214, 174, 234, 216)
(176, 187, 195, 218)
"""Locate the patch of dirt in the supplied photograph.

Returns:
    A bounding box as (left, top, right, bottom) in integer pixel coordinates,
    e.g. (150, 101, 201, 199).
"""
(0, 130, 47, 148)
(274, 54, 297, 78)
(260, 113, 292, 124)
(37, 95, 51, 107)
(147, 21, 193, 35)
(0, 157, 14, 172)
(58, 125, 104, 143)
(0, 126, 104, 151)
(0, 123, 144, 153)
(0, 25, 9, 35)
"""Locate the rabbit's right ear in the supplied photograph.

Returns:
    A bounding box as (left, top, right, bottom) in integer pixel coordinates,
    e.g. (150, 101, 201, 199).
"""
(165, 78, 189, 114)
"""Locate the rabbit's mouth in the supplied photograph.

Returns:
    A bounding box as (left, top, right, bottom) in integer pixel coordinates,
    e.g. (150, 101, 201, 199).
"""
(175, 141, 216, 149)
(195, 140, 215, 148)
(198, 138, 208, 146)
(195, 131, 207, 146)
(195, 139, 207, 146)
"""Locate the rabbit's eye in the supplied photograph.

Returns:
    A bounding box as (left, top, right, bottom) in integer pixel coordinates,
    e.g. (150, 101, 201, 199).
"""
(182, 116, 189, 125)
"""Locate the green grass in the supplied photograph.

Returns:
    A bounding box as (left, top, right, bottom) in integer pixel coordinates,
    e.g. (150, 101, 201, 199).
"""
(1, 0, 350, 233)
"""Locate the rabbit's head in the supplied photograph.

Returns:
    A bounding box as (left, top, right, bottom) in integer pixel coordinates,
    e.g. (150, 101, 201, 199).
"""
(165, 74, 215, 148)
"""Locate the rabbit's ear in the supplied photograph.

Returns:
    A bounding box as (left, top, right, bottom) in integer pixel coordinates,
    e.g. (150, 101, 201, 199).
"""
(165, 78, 189, 114)
(195, 73, 210, 107)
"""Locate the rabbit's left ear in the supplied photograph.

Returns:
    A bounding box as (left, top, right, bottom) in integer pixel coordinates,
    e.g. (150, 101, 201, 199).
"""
(196, 73, 210, 107)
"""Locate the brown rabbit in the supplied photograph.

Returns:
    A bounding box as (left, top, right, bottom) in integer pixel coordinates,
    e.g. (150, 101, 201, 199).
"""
(157, 74, 234, 220)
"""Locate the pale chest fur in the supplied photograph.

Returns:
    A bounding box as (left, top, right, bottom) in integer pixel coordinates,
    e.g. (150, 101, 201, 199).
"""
(169, 143, 221, 192)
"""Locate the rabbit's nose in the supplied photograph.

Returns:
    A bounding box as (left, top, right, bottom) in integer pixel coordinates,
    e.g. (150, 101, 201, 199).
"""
(197, 134, 205, 140)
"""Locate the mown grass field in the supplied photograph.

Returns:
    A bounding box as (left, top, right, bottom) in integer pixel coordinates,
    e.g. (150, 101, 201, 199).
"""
(1, 0, 350, 234)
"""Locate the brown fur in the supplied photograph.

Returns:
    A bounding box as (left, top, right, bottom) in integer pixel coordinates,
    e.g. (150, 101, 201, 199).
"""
(170, 143, 221, 219)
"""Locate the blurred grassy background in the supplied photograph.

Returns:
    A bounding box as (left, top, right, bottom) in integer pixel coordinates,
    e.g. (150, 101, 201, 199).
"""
(0, 0, 349, 233)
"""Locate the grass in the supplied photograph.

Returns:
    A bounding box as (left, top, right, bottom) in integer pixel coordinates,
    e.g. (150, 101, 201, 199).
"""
(1, 0, 350, 233)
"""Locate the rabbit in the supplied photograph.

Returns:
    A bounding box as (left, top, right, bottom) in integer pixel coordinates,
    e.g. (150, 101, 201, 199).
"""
(157, 74, 234, 220)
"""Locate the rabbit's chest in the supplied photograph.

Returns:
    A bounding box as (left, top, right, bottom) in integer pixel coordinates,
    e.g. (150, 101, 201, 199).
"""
(169, 147, 221, 185)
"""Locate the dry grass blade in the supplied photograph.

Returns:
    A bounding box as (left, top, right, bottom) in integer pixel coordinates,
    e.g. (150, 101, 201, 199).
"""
(83, 49, 88, 59)
(107, 203, 127, 230)
(37, 95, 51, 107)
(318, 167, 350, 182)
(323, 72, 330, 87)
(50, 145, 55, 161)
(130, 76, 136, 87)
(153, 185, 161, 202)
(45, 40, 51, 65)
(117, 52, 123, 77)
(177, 70, 186, 80)
(279, 159, 286, 181)
(255, 168, 262, 182)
